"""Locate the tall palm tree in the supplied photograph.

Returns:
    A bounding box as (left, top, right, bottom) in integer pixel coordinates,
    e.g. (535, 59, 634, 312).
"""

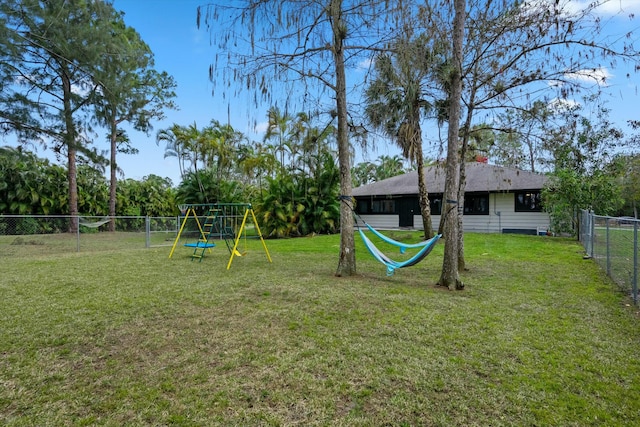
(264, 106, 292, 176)
(209, 120, 242, 181)
(237, 142, 278, 192)
(178, 122, 203, 174)
(156, 123, 196, 179)
(365, 35, 445, 239)
(351, 161, 377, 187)
(375, 155, 406, 181)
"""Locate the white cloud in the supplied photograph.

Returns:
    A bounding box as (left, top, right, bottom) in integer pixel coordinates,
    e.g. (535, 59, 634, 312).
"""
(548, 97, 581, 112)
(572, 0, 640, 16)
(71, 82, 95, 98)
(356, 58, 373, 72)
(547, 67, 613, 88)
(253, 120, 269, 134)
(564, 67, 613, 86)
(521, 0, 640, 18)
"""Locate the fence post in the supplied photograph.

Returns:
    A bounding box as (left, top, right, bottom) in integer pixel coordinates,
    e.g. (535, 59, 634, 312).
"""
(634, 221, 638, 305)
(76, 215, 80, 252)
(606, 217, 611, 276)
(145, 216, 150, 248)
(589, 211, 595, 258)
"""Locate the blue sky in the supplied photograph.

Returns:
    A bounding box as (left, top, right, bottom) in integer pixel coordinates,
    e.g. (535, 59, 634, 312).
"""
(5, 1, 640, 185)
(112, 0, 234, 185)
(110, 0, 640, 184)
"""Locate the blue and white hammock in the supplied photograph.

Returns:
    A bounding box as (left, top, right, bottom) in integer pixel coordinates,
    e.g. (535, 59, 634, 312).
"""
(357, 226, 441, 276)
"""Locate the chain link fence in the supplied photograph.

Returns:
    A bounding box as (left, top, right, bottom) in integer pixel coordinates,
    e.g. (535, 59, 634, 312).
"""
(579, 210, 638, 304)
(0, 215, 179, 257)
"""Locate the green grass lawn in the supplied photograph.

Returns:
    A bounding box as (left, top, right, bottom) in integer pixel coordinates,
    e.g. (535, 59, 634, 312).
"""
(1, 232, 639, 426)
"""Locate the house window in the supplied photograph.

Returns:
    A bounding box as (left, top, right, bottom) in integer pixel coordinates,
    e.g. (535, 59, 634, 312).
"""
(464, 194, 489, 215)
(356, 199, 369, 214)
(515, 191, 542, 212)
(356, 198, 397, 214)
(429, 196, 442, 215)
(371, 199, 395, 214)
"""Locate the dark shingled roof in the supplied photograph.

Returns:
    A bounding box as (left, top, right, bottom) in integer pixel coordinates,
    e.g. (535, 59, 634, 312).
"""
(352, 162, 548, 197)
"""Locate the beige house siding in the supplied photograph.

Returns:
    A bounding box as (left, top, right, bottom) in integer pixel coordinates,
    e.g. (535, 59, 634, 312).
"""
(492, 193, 550, 234)
(356, 214, 399, 230)
(357, 193, 550, 234)
(353, 163, 550, 234)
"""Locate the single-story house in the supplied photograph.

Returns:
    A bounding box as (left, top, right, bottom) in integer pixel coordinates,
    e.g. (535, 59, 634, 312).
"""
(352, 161, 550, 235)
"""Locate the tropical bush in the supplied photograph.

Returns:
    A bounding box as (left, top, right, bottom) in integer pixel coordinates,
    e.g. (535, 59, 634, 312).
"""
(256, 153, 340, 238)
(175, 170, 248, 206)
(0, 147, 178, 218)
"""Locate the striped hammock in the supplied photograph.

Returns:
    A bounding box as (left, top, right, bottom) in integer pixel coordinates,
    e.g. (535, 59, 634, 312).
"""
(358, 228, 441, 276)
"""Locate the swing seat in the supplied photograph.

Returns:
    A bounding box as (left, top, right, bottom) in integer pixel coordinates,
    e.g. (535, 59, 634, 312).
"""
(184, 242, 216, 248)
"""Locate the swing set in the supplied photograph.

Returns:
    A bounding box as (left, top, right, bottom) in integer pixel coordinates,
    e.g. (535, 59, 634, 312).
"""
(168, 203, 272, 269)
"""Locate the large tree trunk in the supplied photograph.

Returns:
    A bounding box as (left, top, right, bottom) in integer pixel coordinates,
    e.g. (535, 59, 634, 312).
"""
(457, 121, 473, 273)
(437, 0, 466, 290)
(416, 147, 434, 239)
(62, 72, 79, 234)
(331, 0, 356, 277)
(109, 116, 117, 232)
(413, 116, 434, 240)
(457, 161, 466, 271)
(456, 48, 480, 274)
(67, 147, 78, 233)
